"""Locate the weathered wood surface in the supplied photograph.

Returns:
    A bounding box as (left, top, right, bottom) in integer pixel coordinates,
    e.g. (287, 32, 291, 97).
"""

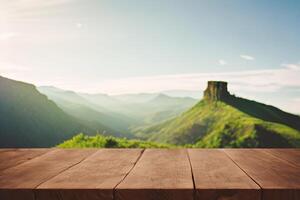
(224, 149, 300, 200)
(188, 149, 261, 200)
(37, 149, 143, 200)
(116, 149, 194, 200)
(264, 149, 300, 167)
(0, 148, 299, 200)
(0, 148, 50, 171)
(0, 149, 96, 200)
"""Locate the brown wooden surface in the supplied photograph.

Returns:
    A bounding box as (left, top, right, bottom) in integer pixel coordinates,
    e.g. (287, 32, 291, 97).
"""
(0, 148, 299, 200)
(116, 149, 194, 200)
(224, 149, 300, 200)
(188, 149, 261, 200)
(0, 149, 96, 200)
(0, 148, 50, 171)
(36, 149, 143, 200)
(264, 149, 300, 167)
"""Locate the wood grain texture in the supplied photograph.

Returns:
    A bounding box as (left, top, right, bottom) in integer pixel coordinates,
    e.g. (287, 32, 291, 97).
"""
(264, 149, 300, 168)
(0, 148, 299, 200)
(0, 148, 50, 171)
(36, 149, 143, 200)
(115, 149, 194, 200)
(188, 149, 261, 200)
(0, 149, 17, 152)
(224, 149, 300, 200)
(0, 149, 96, 200)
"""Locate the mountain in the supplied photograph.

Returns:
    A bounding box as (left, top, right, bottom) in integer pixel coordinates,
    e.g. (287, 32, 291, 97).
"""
(113, 93, 159, 104)
(137, 94, 197, 125)
(136, 81, 300, 147)
(38, 86, 134, 135)
(38, 86, 111, 114)
(83, 92, 197, 124)
(39, 87, 198, 127)
(105, 93, 197, 125)
(0, 76, 90, 147)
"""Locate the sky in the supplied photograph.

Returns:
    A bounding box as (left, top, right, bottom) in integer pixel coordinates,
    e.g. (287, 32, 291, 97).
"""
(0, 0, 300, 113)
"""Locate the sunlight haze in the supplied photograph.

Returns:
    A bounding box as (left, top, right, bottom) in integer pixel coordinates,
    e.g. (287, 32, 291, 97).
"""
(0, 0, 300, 113)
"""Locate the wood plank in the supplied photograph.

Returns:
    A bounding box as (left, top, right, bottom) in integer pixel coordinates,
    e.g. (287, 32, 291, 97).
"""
(115, 149, 194, 200)
(188, 149, 261, 200)
(224, 149, 300, 200)
(36, 149, 143, 200)
(264, 149, 300, 168)
(0, 148, 50, 171)
(0, 149, 96, 200)
(0, 149, 17, 152)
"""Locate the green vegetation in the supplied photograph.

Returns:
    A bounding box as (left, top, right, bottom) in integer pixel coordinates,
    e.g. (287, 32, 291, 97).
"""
(0, 76, 196, 148)
(2, 77, 300, 148)
(224, 95, 300, 131)
(0, 76, 88, 147)
(136, 100, 300, 148)
(58, 133, 173, 148)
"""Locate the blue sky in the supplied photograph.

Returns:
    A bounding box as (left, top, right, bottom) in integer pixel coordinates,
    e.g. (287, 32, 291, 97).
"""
(0, 0, 300, 112)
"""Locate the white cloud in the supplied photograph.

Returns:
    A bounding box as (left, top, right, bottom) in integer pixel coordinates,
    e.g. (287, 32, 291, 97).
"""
(282, 63, 300, 70)
(2, 61, 300, 96)
(292, 97, 300, 102)
(218, 59, 227, 65)
(9, 0, 73, 9)
(89, 65, 300, 95)
(76, 23, 83, 29)
(0, 32, 18, 41)
(0, 0, 74, 23)
(240, 55, 255, 61)
(0, 62, 31, 75)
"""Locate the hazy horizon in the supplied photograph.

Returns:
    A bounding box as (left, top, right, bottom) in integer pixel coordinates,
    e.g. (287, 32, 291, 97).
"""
(0, 0, 299, 113)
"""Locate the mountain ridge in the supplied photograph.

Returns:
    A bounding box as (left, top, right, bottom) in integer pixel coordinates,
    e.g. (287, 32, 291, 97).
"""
(136, 81, 300, 147)
(38, 86, 198, 127)
(0, 76, 87, 147)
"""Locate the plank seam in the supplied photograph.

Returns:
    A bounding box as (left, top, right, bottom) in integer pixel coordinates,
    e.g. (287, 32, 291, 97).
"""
(262, 149, 299, 168)
(187, 149, 196, 200)
(34, 149, 100, 188)
(222, 149, 263, 200)
(112, 149, 145, 200)
(0, 149, 54, 172)
(32, 149, 100, 200)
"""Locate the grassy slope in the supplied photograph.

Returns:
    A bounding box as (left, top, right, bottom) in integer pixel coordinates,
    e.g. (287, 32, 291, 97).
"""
(224, 96, 300, 131)
(58, 133, 173, 148)
(137, 100, 300, 147)
(0, 76, 88, 147)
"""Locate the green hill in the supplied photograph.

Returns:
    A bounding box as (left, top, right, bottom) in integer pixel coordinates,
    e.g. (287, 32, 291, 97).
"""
(0, 76, 90, 147)
(136, 81, 300, 148)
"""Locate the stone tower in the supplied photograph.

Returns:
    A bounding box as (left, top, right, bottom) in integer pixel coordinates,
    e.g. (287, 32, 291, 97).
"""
(203, 81, 230, 101)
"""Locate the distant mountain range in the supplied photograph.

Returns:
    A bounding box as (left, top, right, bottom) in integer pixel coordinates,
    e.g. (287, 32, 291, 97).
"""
(1, 76, 196, 147)
(1, 75, 300, 148)
(38, 86, 135, 136)
(0, 76, 87, 147)
(136, 81, 300, 147)
(38, 86, 197, 128)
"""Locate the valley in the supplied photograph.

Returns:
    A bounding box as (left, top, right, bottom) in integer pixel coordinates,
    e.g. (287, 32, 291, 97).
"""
(1, 76, 299, 148)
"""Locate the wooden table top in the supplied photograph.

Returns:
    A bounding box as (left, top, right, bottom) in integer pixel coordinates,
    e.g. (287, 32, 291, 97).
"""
(0, 148, 299, 200)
